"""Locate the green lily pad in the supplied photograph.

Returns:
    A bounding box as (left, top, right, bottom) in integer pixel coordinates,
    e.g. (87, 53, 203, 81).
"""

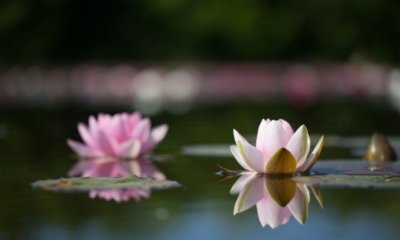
(32, 175, 180, 192)
(298, 160, 400, 188)
(218, 160, 400, 188)
(294, 175, 400, 188)
(312, 160, 400, 175)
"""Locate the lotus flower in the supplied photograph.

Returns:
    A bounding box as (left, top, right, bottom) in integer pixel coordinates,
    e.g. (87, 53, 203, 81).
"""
(231, 174, 322, 228)
(67, 112, 168, 158)
(69, 157, 165, 202)
(231, 119, 324, 175)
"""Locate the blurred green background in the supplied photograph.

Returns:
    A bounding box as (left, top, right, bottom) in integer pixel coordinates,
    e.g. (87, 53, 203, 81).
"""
(1, 0, 400, 63)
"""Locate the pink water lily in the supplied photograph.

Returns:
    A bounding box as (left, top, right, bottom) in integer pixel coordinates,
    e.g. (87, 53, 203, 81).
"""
(231, 174, 314, 228)
(67, 112, 168, 158)
(231, 119, 324, 175)
(69, 158, 165, 202)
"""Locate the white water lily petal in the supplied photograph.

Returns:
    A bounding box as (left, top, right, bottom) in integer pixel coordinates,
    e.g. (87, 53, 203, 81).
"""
(279, 119, 294, 136)
(234, 176, 264, 215)
(287, 184, 310, 224)
(256, 119, 268, 151)
(230, 146, 254, 172)
(256, 120, 292, 158)
(298, 135, 325, 173)
(233, 130, 265, 172)
(310, 186, 324, 208)
(256, 197, 291, 228)
(230, 173, 257, 194)
(286, 125, 310, 167)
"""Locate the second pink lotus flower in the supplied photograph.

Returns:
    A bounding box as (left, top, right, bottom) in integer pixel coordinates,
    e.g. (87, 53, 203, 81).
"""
(67, 112, 168, 158)
(231, 119, 324, 175)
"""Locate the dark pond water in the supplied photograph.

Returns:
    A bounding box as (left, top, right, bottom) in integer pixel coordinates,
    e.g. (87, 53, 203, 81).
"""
(1, 101, 400, 240)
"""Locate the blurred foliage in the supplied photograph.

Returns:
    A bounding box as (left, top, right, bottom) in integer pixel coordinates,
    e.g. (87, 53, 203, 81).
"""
(0, 0, 400, 62)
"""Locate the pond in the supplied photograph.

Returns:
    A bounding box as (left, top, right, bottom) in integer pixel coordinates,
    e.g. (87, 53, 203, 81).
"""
(1, 101, 400, 240)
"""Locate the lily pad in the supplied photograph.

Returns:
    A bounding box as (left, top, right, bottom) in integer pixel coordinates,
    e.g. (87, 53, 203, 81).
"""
(218, 160, 400, 188)
(32, 175, 180, 192)
(294, 175, 400, 188)
(312, 160, 400, 175)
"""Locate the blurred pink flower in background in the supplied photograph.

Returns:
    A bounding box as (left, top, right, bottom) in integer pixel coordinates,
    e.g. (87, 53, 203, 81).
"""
(231, 174, 310, 228)
(67, 112, 168, 158)
(231, 119, 324, 175)
(282, 65, 318, 109)
(69, 157, 165, 202)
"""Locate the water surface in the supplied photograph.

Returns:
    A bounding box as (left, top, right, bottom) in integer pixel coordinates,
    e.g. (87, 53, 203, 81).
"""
(1, 102, 400, 240)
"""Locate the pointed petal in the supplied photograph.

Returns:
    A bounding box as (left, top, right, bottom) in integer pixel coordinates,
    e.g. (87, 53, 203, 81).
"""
(131, 118, 151, 142)
(256, 120, 292, 158)
(67, 139, 102, 157)
(230, 145, 253, 171)
(151, 124, 168, 143)
(97, 130, 117, 156)
(279, 119, 294, 136)
(78, 123, 97, 148)
(141, 124, 169, 153)
(310, 185, 324, 208)
(233, 130, 265, 172)
(230, 173, 257, 194)
(118, 140, 141, 158)
(234, 176, 264, 214)
(256, 197, 291, 228)
(256, 119, 268, 149)
(286, 125, 310, 166)
(287, 184, 310, 224)
(298, 135, 325, 173)
(266, 178, 296, 207)
(265, 148, 297, 175)
(116, 115, 129, 141)
(88, 116, 99, 137)
(129, 160, 141, 177)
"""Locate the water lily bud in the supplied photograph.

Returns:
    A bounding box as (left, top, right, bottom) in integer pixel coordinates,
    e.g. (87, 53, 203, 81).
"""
(364, 133, 397, 170)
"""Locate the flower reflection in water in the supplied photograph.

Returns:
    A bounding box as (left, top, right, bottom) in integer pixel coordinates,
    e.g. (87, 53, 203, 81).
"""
(230, 174, 323, 228)
(69, 157, 165, 202)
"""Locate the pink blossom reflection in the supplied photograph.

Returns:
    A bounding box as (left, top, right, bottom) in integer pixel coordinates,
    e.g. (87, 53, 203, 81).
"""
(231, 174, 322, 228)
(69, 158, 165, 202)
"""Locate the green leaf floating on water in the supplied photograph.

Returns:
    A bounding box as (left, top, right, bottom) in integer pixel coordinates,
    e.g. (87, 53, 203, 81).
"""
(32, 175, 180, 192)
(219, 160, 400, 188)
(293, 175, 400, 188)
(298, 160, 400, 188)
